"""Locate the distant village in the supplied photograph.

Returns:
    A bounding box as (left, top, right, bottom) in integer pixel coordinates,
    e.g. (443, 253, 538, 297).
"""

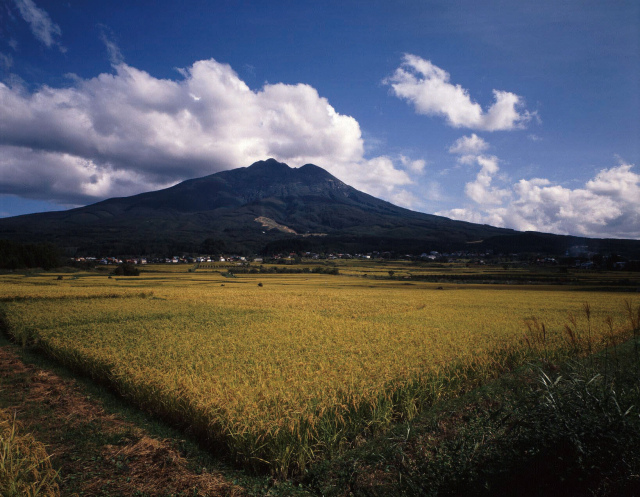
(70, 246, 637, 271)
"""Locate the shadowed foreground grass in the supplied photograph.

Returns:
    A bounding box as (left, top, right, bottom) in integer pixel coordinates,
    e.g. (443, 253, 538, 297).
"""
(307, 334, 640, 496)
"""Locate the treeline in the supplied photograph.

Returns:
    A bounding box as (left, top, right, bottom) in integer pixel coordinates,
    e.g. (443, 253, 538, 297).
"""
(260, 235, 457, 256)
(213, 265, 339, 275)
(0, 240, 61, 270)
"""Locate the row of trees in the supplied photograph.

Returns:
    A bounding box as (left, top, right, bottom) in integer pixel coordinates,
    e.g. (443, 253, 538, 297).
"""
(0, 240, 61, 270)
(214, 265, 340, 275)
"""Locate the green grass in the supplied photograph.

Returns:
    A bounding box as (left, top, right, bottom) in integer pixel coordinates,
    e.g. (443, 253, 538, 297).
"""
(306, 336, 640, 496)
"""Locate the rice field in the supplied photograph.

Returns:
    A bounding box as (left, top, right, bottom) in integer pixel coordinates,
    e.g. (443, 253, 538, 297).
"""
(0, 407, 59, 496)
(0, 269, 637, 475)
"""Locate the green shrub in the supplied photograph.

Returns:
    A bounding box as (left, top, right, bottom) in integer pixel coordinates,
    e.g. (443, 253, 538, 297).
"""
(112, 263, 140, 276)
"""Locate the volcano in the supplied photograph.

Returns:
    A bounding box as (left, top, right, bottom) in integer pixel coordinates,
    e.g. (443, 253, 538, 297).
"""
(1, 159, 637, 256)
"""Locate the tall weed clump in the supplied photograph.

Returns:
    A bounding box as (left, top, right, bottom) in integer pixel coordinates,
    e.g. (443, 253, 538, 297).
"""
(529, 363, 640, 494)
(489, 302, 640, 494)
(522, 297, 640, 492)
(523, 300, 636, 367)
(385, 302, 640, 497)
(502, 301, 640, 494)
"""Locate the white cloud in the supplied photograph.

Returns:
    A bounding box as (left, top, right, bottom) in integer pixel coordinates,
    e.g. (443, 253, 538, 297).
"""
(463, 155, 510, 205)
(448, 133, 489, 155)
(0, 57, 414, 207)
(13, 0, 64, 51)
(339, 156, 412, 199)
(389, 189, 420, 209)
(385, 54, 532, 131)
(442, 136, 639, 238)
(438, 162, 640, 239)
(448, 134, 509, 206)
(585, 164, 640, 204)
(399, 154, 426, 173)
(0, 146, 159, 205)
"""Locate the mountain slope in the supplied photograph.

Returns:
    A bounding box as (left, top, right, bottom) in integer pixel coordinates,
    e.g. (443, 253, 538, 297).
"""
(1, 159, 638, 256)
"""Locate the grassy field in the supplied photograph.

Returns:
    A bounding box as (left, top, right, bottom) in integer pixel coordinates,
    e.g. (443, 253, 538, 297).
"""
(1, 265, 638, 477)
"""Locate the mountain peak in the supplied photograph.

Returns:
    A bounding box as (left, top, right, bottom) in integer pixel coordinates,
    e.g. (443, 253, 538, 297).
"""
(7, 157, 636, 258)
(246, 159, 335, 181)
(247, 158, 292, 172)
(298, 163, 333, 178)
(239, 158, 341, 187)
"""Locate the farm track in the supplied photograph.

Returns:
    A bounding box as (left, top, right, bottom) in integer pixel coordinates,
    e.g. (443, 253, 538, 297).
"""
(0, 344, 247, 497)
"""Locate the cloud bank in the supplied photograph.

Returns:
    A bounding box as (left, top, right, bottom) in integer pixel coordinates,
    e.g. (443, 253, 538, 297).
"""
(0, 58, 416, 207)
(385, 54, 532, 131)
(440, 136, 640, 239)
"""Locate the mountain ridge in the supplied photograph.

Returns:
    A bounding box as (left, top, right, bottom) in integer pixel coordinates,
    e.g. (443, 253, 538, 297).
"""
(1, 158, 639, 257)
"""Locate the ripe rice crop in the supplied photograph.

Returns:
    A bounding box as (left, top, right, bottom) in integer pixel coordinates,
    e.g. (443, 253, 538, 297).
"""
(0, 272, 637, 475)
(0, 408, 59, 497)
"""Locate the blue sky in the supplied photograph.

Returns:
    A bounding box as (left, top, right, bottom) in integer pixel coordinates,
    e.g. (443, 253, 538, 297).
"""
(1, 0, 639, 238)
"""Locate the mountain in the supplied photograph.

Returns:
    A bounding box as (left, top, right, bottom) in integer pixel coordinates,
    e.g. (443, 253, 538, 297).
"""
(1, 158, 639, 257)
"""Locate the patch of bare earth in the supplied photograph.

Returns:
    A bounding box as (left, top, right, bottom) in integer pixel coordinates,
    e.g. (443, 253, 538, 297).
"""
(0, 345, 246, 496)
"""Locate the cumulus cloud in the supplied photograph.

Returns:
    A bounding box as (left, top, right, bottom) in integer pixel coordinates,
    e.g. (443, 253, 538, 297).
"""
(385, 54, 532, 131)
(399, 155, 426, 173)
(438, 151, 640, 239)
(389, 189, 420, 210)
(0, 57, 414, 207)
(448, 133, 489, 155)
(339, 156, 412, 200)
(0, 146, 157, 205)
(463, 155, 510, 205)
(447, 134, 509, 206)
(12, 0, 64, 51)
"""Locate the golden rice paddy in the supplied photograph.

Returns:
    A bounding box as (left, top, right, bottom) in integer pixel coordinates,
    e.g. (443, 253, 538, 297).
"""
(1, 268, 637, 474)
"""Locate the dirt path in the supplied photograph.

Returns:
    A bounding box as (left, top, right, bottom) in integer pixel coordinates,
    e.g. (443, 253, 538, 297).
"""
(0, 344, 246, 496)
